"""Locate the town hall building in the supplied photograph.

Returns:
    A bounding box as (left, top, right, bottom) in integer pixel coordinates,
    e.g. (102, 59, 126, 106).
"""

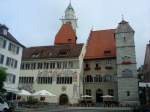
(19, 3, 139, 105)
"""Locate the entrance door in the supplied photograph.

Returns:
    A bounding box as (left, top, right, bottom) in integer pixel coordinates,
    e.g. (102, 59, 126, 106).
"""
(96, 89, 103, 103)
(59, 94, 69, 105)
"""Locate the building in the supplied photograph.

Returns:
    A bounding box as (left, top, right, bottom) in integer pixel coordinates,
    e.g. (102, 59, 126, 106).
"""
(83, 29, 118, 103)
(83, 20, 139, 105)
(19, 3, 139, 105)
(19, 3, 86, 104)
(139, 41, 150, 104)
(0, 24, 24, 92)
(143, 41, 150, 82)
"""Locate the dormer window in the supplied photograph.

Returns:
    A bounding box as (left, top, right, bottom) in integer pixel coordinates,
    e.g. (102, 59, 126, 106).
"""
(32, 52, 40, 58)
(68, 39, 72, 42)
(59, 49, 69, 56)
(104, 50, 111, 56)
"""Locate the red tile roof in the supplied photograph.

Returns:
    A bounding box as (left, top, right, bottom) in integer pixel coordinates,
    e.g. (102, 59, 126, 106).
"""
(85, 29, 116, 59)
(54, 22, 77, 45)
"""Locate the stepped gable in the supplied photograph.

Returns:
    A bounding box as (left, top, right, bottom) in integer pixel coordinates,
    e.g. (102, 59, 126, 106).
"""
(85, 29, 116, 60)
(22, 43, 83, 59)
(54, 22, 77, 45)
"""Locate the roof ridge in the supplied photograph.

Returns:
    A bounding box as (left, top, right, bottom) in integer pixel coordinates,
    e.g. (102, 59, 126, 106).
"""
(92, 28, 116, 32)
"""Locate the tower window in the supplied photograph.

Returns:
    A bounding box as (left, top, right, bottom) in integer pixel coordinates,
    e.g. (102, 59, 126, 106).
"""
(123, 37, 127, 41)
(127, 91, 130, 96)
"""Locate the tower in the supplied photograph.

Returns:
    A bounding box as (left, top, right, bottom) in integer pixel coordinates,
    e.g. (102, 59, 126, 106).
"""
(115, 20, 139, 105)
(61, 2, 78, 32)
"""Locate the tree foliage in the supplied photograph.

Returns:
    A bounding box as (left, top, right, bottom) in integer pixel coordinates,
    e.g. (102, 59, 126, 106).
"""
(0, 68, 7, 91)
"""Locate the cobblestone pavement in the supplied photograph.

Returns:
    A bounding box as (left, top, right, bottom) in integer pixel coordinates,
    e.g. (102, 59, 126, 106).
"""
(15, 105, 133, 112)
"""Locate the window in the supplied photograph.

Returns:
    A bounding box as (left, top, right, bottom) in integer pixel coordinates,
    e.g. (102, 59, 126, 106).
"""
(0, 54, 4, 64)
(62, 62, 68, 69)
(8, 42, 19, 54)
(86, 89, 91, 96)
(6, 57, 18, 68)
(106, 60, 112, 64)
(105, 66, 113, 70)
(0, 37, 6, 48)
(6, 74, 16, 84)
(43, 62, 49, 69)
(57, 62, 61, 69)
(25, 63, 30, 70)
(21, 63, 25, 69)
(50, 62, 55, 69)
(37, 77, 52, 84)
(68, 61, 73, 68)
(104, 50, 111, 55)
(108, 89, 114, 96)
(37, 63, 43, 69)
(84, 63, 90, 70)
(16, 47, 20, 54)
(31, 63, 36, 69)
(56, 76, 72, 84)
(127, 91, 130, 96)
(85, 75, 93, 83)
(122, 69, 133, 77)
(103, 75, 113, 82)
(123, 37, 127, 41)
(95, 63, 101, 70)
(19, 77, 34, 84)
(94, 75, 102, 82)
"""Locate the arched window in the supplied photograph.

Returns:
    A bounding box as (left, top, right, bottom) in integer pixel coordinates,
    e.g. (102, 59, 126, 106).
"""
(122, 69, 133, 77)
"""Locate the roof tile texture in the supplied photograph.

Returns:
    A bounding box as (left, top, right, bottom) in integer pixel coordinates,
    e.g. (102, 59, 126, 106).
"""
(54, 23, 76, 45)
(85, 29, 116, 59)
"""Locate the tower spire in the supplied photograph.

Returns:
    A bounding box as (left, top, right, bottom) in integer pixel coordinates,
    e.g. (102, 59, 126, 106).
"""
(121, 14, 124, 21)
(61, 2, 78, 32)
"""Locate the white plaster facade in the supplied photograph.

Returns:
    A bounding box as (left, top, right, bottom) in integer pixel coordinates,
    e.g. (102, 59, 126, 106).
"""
(0, 27, 23, 91)
(19, 44, 86, 104)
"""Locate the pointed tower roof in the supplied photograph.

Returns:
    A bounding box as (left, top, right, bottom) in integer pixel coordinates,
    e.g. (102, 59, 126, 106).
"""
(54, 22, 77, 45)
(116, 20, 134, 33)
(65, 2, 74, 12)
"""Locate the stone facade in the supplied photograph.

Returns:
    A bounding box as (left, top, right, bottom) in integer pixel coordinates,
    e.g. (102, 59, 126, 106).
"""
(83, 59, 118, 103)
(115, 20, 139, 105)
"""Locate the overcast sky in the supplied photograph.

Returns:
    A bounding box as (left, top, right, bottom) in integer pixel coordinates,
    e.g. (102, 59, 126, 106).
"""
(0, 0, 150, 67)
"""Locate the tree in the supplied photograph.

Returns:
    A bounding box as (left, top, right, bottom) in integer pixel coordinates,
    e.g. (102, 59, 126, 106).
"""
(0, 67, 7, 92)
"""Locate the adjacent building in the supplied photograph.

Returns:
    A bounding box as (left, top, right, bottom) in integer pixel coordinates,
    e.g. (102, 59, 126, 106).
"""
(0, 24, 24, 92)
(139, 41, 150, 104)
(143, 41, 150, 82)
(83, 20, 139, 105)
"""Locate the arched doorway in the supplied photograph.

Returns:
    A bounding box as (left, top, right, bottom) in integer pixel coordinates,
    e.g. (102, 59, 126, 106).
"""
(59, 94, 69, 105)
(96, 89, 103, 103)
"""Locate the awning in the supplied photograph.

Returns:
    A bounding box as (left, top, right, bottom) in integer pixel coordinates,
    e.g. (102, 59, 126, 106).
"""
(139, 82, 150, 87)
